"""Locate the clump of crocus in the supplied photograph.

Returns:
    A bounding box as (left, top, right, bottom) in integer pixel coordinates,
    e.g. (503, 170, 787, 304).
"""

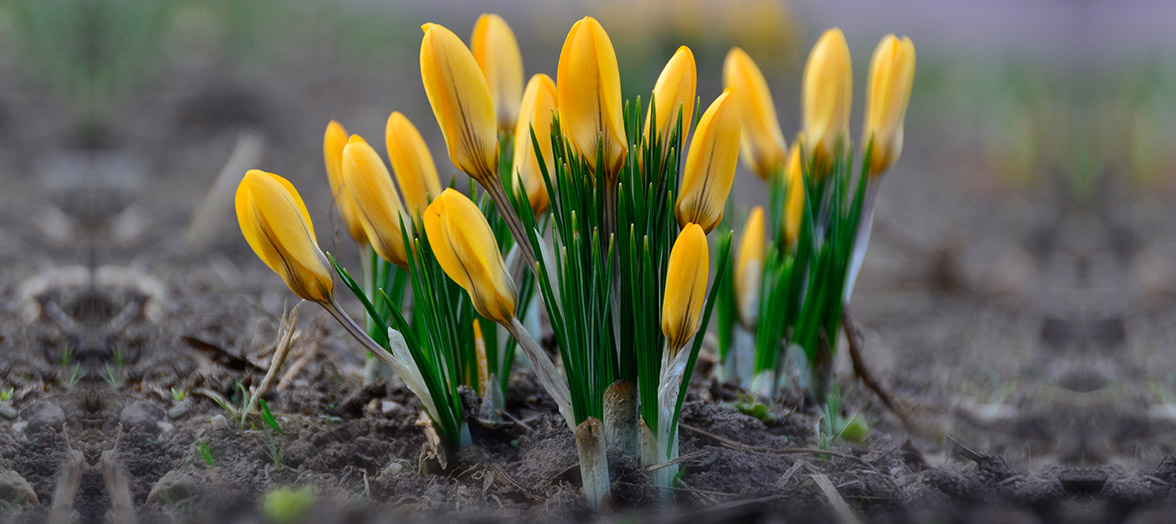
(235, 170, 457, 452)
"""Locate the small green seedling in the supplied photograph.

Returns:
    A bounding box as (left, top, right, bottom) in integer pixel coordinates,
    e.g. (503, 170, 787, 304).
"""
(734, 394, 778, 424)
(1, 387, 13, 402)
(198, 441, 215, 467)
(261, 486, 315, 524)
(260, 399, 282, 434)
(171, 387, 187, 402)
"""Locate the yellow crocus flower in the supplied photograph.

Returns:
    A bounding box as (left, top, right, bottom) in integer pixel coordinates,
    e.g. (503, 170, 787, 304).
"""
(662, 223, 709, 354)
(556, 16, 627, 179)
(734, 206, 765, 328)
(342, 136, 410, 267)
(324, 121, 367, 244)
(471, 13, 524, 133)
(782, 140, 805, 248)
(645, 45, 696, 152)
(863, 34, 916, 177)
(722, 47, 787, 181)
(423, 188, 517, 325)
(385, 111, 443, 215)
(801, 28, 853, 170)
(235, 169, 334, 303)
(420, 23, 499, 185)
(675, 89, 741, 233)
(512, 73, 558, 215)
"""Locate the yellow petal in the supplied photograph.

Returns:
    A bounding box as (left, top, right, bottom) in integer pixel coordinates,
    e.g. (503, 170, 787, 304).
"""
(235, 170, 334, 303)
(420, 22, 499, 185)
(734, 206, 764, 328)
(423, 188, 517, 325)
(723, 47, 787, 180)
(512, 73, 558, 215)
(662, 223, 709, 353)
(675, 89, 740, 233)
(385, 111, 443, 215)
(556, 16, 627, 179)
(782, 140, 805, 249)
(645, 45, 696, 152)
(471, 13, 524, 133)
(802, 28, 853, 171)
(342, 136, 410, 267)
(863, 34, 915, 177)
(324, 121, 367, 244)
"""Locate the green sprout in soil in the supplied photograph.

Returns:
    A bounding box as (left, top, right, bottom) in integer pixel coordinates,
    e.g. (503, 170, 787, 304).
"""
(198, 441, 215, 468)
(170, 387, 187, 403)
(1, 387, 13, 402)
(261, 486, 315, 524)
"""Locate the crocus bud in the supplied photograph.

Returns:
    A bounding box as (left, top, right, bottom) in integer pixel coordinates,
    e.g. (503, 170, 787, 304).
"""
(863, 34, 915, 177)
(662, 223, 709, 354)
(512, 73, 558, 215)
(801, 28, 853, 170)
(235, 170, 334, 303)
(385, 111, 443, 215)
(723, 47, 787, 180)
(645, 45, 696, 152)
(420, 23, 499, 185)
(734, 206, 764, 328)
(782, 140, 805, 249)
(342, 136, 410, 267)
(424, 188, 517, 325)
(557, 16, 627, 179)
(324, 121, 367, 244)
(471, 13, 524, 133)
(675, 89, 740, 233)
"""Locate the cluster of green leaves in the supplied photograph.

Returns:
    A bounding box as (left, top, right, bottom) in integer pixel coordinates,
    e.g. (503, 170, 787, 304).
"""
(517, 117, 618, 424)
(791, 142, 871, 401)
(716, 140, 872, 402)
(332, 220, 474, 452)
(617, 98, 685, 435)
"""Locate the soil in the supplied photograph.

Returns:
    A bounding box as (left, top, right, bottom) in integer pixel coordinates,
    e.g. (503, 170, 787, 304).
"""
(3, 3, 1176, 524)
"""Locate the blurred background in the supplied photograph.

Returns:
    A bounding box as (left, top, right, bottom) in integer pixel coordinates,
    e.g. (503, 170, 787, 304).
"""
(1, 0, 1176, 468)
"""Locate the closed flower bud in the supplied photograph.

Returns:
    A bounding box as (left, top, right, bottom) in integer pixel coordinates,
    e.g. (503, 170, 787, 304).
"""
(675, 89, 740, 233)
(645, 45, 696, 152)
(802, 28, 853, 169)
(662, 223, 709, 354)
(782, 140, 805, 248)
(471, 14, 524, 133)
(385, 112, 442, 215)
(735, 206, 765, 328)
(424, 188, 517, 325)
(235, 170, 334, 303)
(557, 16, 627, 179)
(723, 47, 787, 180)
(863, 34, 915, 177)
(512, 73, 558, 215)
(342, 136, 410, 267)
(420, 23, 499, 185)
(324, 121, 367, 244)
